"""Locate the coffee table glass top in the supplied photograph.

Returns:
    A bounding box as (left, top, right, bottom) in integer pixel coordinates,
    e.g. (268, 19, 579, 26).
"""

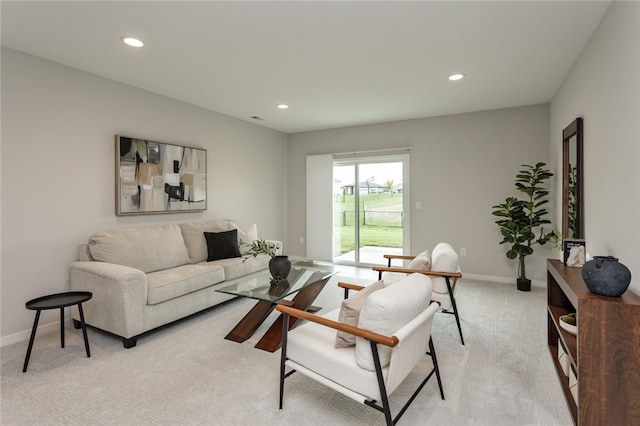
(216, 267, 336, 303)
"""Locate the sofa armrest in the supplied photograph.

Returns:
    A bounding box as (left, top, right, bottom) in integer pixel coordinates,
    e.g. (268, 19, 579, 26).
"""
(69, 261, 147, 339)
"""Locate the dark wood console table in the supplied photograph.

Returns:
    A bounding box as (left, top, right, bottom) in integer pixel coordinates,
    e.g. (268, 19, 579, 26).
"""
(547, 259, 640, 425)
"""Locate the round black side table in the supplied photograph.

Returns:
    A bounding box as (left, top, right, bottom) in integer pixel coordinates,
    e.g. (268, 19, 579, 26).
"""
(23, 291, 92, 372)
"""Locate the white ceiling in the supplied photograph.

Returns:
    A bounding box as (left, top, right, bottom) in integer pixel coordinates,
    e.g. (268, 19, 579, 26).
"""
(1, 1, 611, 134)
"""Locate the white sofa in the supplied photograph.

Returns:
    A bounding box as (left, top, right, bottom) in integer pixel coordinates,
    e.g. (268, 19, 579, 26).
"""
(69, 219, 280, 348)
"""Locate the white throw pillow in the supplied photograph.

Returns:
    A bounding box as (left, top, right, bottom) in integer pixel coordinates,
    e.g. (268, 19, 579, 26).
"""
(407, 249, 431, 270)
(179, 220, 235, 263)
(355, 273, 432, 371)
(236, 224, 258, 255)
(335, 280, 385, 348)
(381, 250, 430, 283)
(430, 242, 459, 294)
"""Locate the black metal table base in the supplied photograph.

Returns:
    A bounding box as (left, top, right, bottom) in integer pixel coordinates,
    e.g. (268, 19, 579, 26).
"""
(23, 292, 92, 373)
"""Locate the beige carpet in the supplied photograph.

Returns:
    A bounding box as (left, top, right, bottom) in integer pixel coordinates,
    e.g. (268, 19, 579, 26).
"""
(1, 276, 572, 425)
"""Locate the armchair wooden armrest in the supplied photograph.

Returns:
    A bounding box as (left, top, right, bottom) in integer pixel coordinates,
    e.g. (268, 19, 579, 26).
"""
(372, 265, 462, 279)
(276, 304, 399, 347)
(337, 281, 365, 292)
(383, 253, 416, 268)
(337, 281, 365, 299)
(383, 254, 416, 261)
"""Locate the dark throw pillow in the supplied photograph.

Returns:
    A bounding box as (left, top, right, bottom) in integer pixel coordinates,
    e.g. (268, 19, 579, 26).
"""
(204, 229, 241, 261)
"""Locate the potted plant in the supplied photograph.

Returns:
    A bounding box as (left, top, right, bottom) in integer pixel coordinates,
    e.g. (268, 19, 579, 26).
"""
(241, 238, 291, 281)
(492, 162, 556, 291)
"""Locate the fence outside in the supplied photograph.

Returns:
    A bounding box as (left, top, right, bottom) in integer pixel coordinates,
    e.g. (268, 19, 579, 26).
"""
(336, 210, 403, 227)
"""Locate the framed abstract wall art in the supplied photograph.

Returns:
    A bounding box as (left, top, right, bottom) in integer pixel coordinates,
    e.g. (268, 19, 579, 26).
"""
(115, 135, 207, 215)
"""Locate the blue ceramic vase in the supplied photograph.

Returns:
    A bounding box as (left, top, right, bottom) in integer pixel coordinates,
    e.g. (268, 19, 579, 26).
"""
(581, 256, 632, 297)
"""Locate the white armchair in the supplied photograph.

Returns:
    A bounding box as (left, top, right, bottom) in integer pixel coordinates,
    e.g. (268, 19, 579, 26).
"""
(276, 273, 444, 425)
(372, 242, 465, 345)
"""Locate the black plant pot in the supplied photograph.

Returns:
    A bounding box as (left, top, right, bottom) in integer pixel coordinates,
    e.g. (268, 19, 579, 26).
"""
(269, 255, 292, 280)
(517, 278, 531, 292)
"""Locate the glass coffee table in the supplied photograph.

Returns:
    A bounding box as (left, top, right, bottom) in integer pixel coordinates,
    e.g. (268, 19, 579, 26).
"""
(217, 266, 336, 352)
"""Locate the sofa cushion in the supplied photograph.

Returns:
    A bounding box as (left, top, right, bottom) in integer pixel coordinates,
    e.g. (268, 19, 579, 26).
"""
(431, 242, 459, 294)
(235, 223, 258, 255)
(147, 263, 226, 305)
(205, 229, 242, 261)
(335, 280, 385, 348)
(205, 254, 270, 281)
(355, 273, 432, 371)
(179, 220, 235, 264)
(88, 224, 190, 273)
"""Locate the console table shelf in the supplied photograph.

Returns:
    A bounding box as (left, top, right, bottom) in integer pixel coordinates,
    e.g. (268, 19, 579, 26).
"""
(547, 259, 640, 425)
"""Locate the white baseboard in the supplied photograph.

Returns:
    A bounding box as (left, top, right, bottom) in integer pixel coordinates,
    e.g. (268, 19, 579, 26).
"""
(462, 273, 546, 288)
(1, 315, 70, 348)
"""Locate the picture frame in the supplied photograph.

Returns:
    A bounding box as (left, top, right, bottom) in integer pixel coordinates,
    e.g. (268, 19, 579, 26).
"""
(115, 135, 207, 216)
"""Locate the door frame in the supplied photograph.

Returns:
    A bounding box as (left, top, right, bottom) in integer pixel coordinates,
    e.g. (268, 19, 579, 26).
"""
(332, 152, 410, 266)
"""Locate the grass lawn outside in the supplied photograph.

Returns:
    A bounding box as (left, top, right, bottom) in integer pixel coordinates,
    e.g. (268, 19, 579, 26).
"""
(334, 225, 403, 255)
(333, 193, 404, 255)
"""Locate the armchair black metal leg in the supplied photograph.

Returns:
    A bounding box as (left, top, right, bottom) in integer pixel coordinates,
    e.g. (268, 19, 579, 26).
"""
(428, 336, 445, 400)
(452, 304, 464, 345)
(445, 277, 464, 345)
(370, 340, 393, 426)
(279, 313, 289, 410)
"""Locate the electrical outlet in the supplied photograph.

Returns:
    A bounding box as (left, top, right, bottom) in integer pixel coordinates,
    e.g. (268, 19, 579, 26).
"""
(460, 248, 467, 256)
(299, 237, 304, 244)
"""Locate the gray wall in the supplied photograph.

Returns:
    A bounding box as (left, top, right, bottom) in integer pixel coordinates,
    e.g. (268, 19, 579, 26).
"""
(550, 1, 640, 294)
(1, 48, 288, 342)
(286, 104, 555, 283)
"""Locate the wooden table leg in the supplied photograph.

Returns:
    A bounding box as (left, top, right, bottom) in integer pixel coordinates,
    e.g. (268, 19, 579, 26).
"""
(225, 300, 276, 343)
(255, 277, 330, 352)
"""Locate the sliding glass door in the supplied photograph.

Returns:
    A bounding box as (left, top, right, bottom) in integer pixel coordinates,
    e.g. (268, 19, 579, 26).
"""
(332, 155, 408, 266)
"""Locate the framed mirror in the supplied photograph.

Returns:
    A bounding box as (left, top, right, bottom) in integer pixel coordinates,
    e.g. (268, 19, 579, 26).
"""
(562, 118, 584, 239)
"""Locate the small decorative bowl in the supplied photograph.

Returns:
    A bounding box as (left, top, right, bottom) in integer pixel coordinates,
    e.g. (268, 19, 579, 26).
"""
(559, 314, 577, 336)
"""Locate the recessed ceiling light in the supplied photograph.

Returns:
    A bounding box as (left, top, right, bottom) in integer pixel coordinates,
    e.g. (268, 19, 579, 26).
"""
(122, 37, 144, 48)
(277, 104, 289, 110)
(448, 73, 465, 81)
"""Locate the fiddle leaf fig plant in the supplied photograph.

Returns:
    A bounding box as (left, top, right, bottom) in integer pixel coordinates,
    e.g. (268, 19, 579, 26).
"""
(492, 162, 556, 283)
